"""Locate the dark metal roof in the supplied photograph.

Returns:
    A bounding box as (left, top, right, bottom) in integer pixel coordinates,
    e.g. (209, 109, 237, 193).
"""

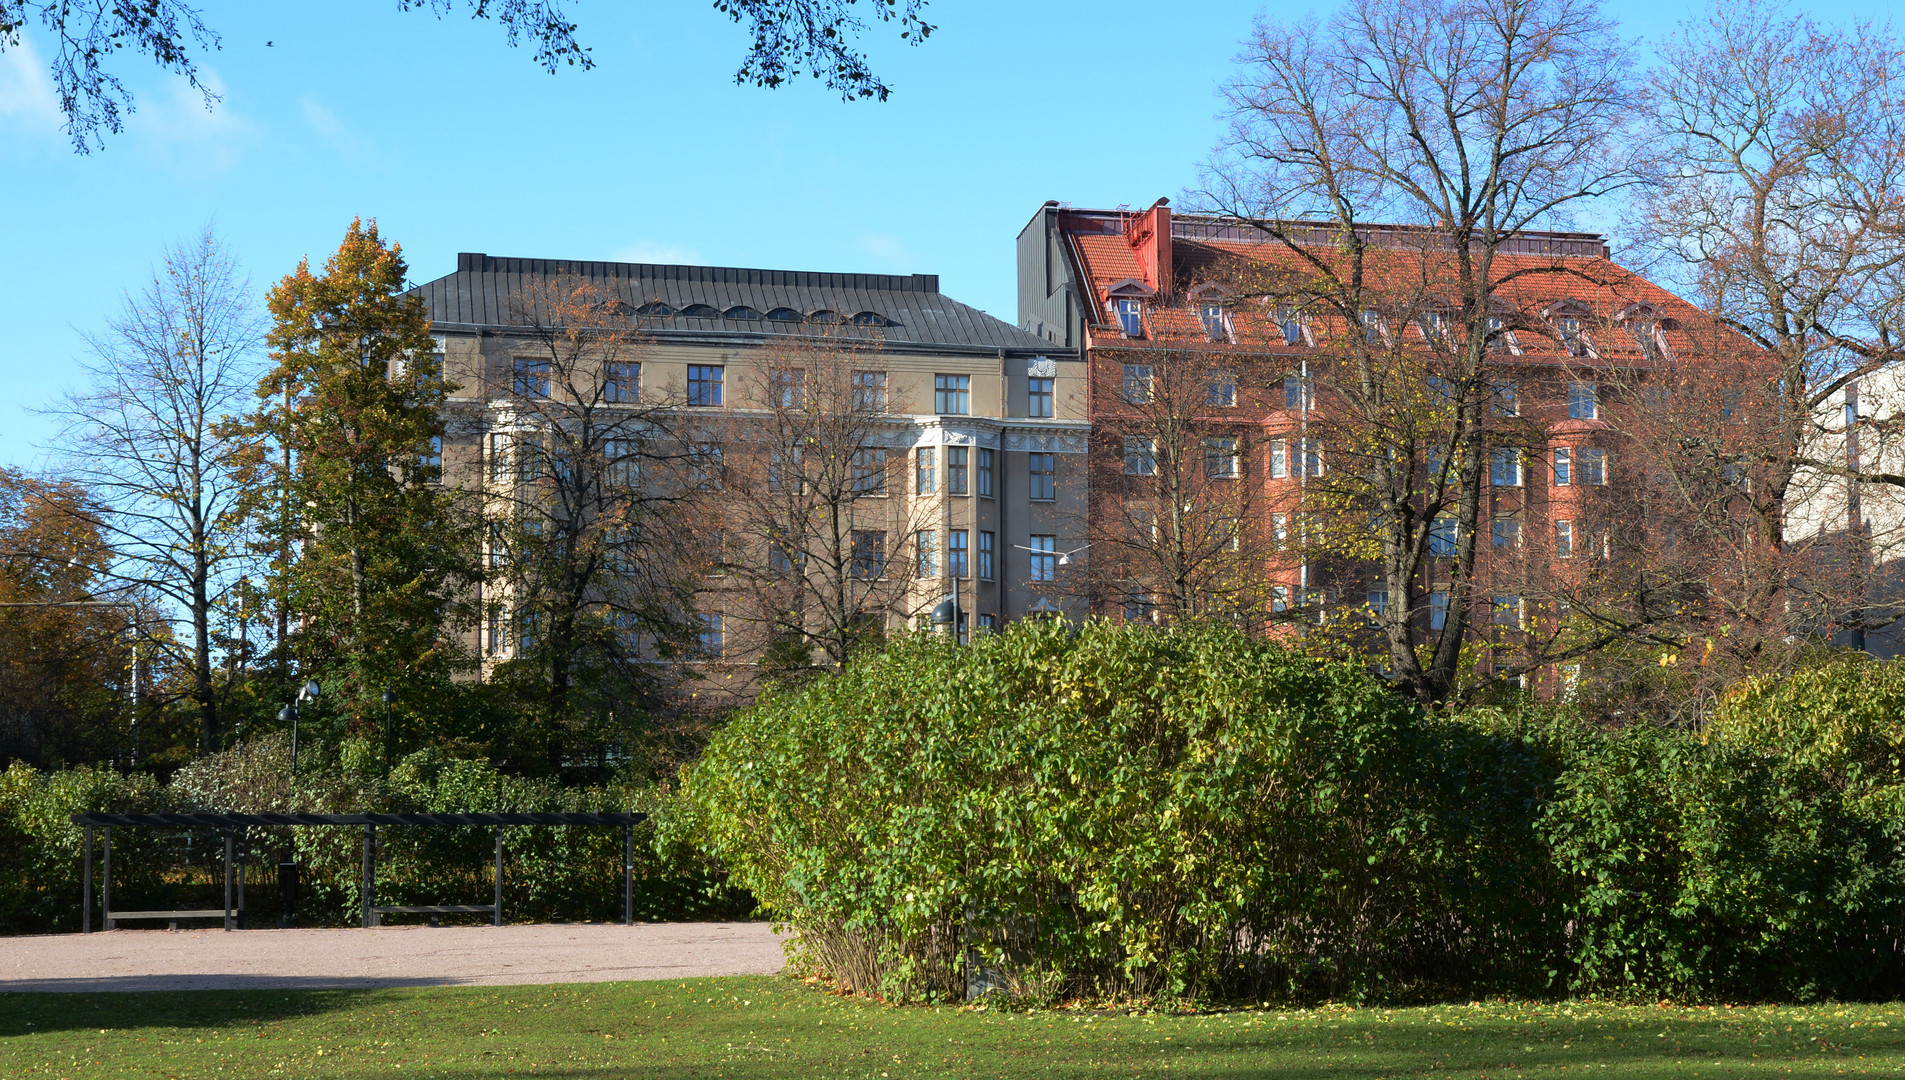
(413, 253, 1057, 354)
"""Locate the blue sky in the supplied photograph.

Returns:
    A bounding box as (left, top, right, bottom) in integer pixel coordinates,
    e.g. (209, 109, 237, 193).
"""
(0, 0, 1885, 469)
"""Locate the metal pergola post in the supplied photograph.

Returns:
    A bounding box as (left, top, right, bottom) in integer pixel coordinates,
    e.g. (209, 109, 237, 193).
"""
(102, 826, 112, 931)
(623, 821, 634, 926)
(492, 826, 503, 927)
(222, 831, 234, 931)
(82, 824, 92, 933)
(361, 823, 379, 928)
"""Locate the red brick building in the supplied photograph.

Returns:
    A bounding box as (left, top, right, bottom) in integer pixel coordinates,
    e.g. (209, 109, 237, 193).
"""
(1017, 198, 1723, 671)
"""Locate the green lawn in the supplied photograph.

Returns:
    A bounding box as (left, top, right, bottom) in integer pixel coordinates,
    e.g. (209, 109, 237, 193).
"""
(2, 977, 1902, 1078)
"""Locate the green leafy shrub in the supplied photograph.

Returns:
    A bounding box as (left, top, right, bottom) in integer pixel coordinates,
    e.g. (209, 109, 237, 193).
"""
(1708, 655, 1905, 813)
(673, 620, 1559, 1004)
(0, 762, 165, 934)
(1541, 726, 1905, 1001)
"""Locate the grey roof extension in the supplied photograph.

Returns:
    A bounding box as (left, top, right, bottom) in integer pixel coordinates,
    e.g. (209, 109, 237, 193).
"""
(413, 253, 1057, 356)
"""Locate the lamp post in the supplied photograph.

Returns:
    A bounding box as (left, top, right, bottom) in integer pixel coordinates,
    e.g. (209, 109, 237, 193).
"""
(931, 591, 962, 643)
(282, 679, 320, 774)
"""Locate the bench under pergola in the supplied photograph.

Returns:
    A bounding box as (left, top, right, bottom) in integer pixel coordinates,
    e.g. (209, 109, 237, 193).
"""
(69, 812, 648, 932)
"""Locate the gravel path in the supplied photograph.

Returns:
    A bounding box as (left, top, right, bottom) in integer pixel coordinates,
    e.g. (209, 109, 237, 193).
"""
(0, 922, 787, 993)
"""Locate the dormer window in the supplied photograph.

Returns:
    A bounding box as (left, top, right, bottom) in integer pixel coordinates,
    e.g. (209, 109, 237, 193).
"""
(1277, 308, 1305, 346)
(807, 310, 845, 324)
(724, 306, 762, 319)
(765, 307, 803, 322)
(1557, 317, 1591, 357)
(680, 304, 720, 317)
(1115, 298, 1144, 338)
(1418, 311, 1451, 345)
(635, 301, 675, 317)
(1361, 309, 1387, 346)
(1199, 303, 1231, 342)
(850, 311, 889, 326)
(1485, 315, 1517, 353)
(1105, 278, 1156, 338)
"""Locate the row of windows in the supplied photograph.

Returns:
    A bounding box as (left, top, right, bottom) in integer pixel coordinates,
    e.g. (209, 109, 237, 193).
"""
(1124, 363, 1604, 421)
(1116, 298, 1659, 361)
(509, 360, 1057, 418)
(1490, 446, 1608, 487)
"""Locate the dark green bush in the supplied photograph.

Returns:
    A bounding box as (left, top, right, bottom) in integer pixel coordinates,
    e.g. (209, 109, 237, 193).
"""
(673, 620, 1558, 1003)
(677, 621, 1905, 1005)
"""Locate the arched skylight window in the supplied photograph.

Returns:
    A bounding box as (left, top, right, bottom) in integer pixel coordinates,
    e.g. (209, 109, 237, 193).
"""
(851, 311, 889, 326)
(765, 308, 803, 322)
(807, 309, 845, 324)
(680, 304, 720, 317)
(635, 301, 675, 317)
(724, 306, 762, 319)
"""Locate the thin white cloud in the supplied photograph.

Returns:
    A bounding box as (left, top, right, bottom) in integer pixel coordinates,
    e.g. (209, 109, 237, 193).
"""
(0, 39, 64, 134)
(126, 67, 254, 176)
(856, 232, 918, 271)
(299, 95, 368, 156)
(612, 239, 702, 265)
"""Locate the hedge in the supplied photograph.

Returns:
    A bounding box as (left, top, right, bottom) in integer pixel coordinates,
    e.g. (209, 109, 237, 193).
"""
(674, 621, 1905, 1004)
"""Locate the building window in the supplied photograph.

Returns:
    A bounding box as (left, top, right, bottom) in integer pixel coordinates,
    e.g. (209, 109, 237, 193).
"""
(1568, 381, 1598, 420)
(949, 529, 969, 578)
(1278, 308, 1305, 346)
(1123, 364, 1154, 404)
(488, 520, 507, 568)
(1028, 534, 1057, 581)
(1553, 447, 1572, 486)
(1492, 381, 1518, 416)
(1028, 377, 1054, 418)
(697, 613, 724, 658)
(1028, 452, 1055, 501)
(1200, 303, 1230, 341)
(1302, 439, 1324, 477)
(765, 307, 801, 322)
(978, 448, 995, 498)
(1418, 311, 1450, 345)
(1271, 512, 1289, 548)
(605, 361, 640, 404)
(1115, 298, 1144, 337)
(768, 446, 799, 493)
(978, 530, 995, 580)
(1272, 585, 1290, 613)
(917, 530, 937, 577)
(488, 433, 508, 484)
(850, 530, 886, 579)
(1558, 317, 1590, 357)
(1580, 447, 1608, 485)
(1283, 374, 1309, 411)
(1492, 518, 1521, 549)
(1430, 590, 1449, 629)
(516, 433, 543, 485)
(687, 442, 723, 490)
(852, 447, 887, 496)
(1208, 373, 1237, 408)
(517, 608, 539, 654)
(770, 367, 806, 409)
(1124, 436, 1157, 476)
(1366, 589, 1388, 616)
(423, 435, 442, 473)
(1486, 316, 1513, 353)
(513, 357, 550, 398)
(853, 370, 888, 412)
(1269, 439, 1288, 479)
(605, 440, 643, 491)
(934, 374, 971, 415)
(947, 446, 969, 494)
(486, 605, 504, 655)
(688, 364, 725, 407)
(1123, 590, 1154, 623)
(1493, 595, 1523, 628)
(915, 447, 935, 495)
(1205, 437, 1240, 479)
(1361, 309, 1386, 345)
(1430, 515, 1458, 557)
(1556, 519, 1575, 558)
(1490, 448, 1522, 487)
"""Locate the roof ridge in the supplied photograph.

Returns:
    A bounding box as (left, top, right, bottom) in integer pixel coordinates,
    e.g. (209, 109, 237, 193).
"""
(452, 252, 940, 294)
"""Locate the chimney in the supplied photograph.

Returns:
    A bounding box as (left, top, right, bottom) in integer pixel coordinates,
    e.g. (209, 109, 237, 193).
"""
(1127, 198, 1173, 298)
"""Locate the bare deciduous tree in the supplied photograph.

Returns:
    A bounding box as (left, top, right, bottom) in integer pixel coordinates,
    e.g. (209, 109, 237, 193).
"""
(46, 229, 264, 753)
(714, 334, 935, 671)
(1196, 0, 1647, 701)
(482, 276, 707, 768)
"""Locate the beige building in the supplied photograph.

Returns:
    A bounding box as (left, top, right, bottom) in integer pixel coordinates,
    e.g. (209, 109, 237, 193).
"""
(412, 254, 1086, 668)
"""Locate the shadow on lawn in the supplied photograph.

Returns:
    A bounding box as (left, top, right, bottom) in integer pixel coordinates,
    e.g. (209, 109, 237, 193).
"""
(0, 985, 429, 1035)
